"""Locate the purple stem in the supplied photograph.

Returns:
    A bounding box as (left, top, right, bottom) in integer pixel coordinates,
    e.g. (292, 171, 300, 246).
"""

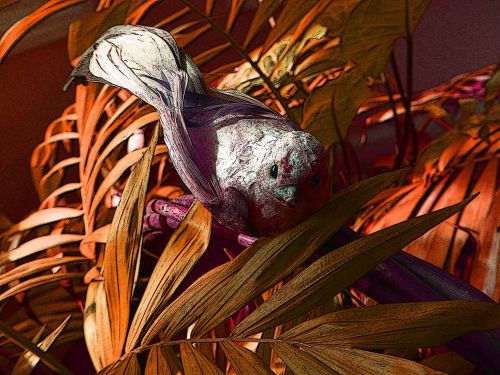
(143, 196, 500, 372)
(145, 196, 257, 247)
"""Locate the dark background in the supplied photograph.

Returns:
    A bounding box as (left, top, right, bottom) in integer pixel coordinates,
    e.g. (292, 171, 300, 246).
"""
(0, 0, 498, 221)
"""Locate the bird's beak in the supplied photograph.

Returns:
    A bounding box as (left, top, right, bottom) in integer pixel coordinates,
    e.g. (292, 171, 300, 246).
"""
(274, 185, 297, 206)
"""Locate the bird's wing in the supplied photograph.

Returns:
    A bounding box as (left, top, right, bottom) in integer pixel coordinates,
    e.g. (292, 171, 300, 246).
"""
(66, 25, 222, 206)
(210, 88, 299, 131)
(182, 89, 299, 133)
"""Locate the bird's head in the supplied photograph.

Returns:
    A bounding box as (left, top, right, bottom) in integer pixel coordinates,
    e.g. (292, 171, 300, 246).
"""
(253, 131, 331, 234)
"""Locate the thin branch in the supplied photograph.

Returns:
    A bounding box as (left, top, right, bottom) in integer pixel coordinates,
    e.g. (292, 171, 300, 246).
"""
(391, 0, 418, 169)
(345, 288, 366, 307)
(346, 139, 361, 184)
(404, 0, 418, 164)
(331, 96, 353, 184)
(391, 53, 408, 169)
(390, 52, 407, 102)
(177, 0, 296, 122)
(381, 73, 403, 164)
(295, 80, 309, 97)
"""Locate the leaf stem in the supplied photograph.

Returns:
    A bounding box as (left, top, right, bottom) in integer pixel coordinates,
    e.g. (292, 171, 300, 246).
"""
(391, 0, 418, 169)
(404, 0, 418, 164)
(391, 53, 408, 169)
(381, 73, 403, 164)
(177, 0, 296, 122)
(330, 97, 353, 183)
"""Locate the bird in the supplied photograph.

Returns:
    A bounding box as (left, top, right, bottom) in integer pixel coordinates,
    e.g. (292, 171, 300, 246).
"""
(65, 25, 331, 236)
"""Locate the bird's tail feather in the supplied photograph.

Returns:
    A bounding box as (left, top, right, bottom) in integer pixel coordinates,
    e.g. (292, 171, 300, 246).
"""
(64, 25, 206, 102)
(65, 25, 222, 205)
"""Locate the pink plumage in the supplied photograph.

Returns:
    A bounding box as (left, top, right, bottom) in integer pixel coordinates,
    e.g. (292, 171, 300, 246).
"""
(66, 25, 331, 236)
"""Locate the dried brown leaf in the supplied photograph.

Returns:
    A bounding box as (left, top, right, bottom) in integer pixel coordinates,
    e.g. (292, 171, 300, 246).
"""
(176, 24, 212, 48)
(126, 200, 211, 350)
(226, 0, 245, 32)
(0, 273, 83, 302)
(293, 38, 341, 80)
(304, 346, 444, 374)
(243, 0, 283, 48)
(4, 208, 83, 237)
(280, 300, 500, 349)
(99, 352, 141, 375)
(102, 125, 158, 359)
(0, 0, 85, 63)
(0, 234, 84, 265)
(410, 166, 473, 268)
(38, 157, 80, 198)
(144, 346, 174, 375)
(81, 224, 111, 245)
(193, 43, 231, 66)
(274, 0, 332, 67)
(84, 267, 103, 284)
(232, 196, 475, 337)
(11, 325, 46, 375)
(83, 110, 159, 208)
(154, 7, 190, 28)
(301, 71, 370, 147)
(39, 182, 82, 209)
(220, 340, 274, 375)
(420, 352, 475, 375)
(271, 342, 336, 375)
(85, 281, 113, 370)
(0, 0, 19, 9)
(191, 170, 409, 337)
(0, 320, 72, 374)
(78, 86, 119, 176)
(142, 247, 254, 344)
(144, 172, 405, 343)
(12, 316, 71, 375)
(126, 0, 160, 24)
(88, 144, 167, 224)
(262, 0, 318, 54)
(180, 342, 224, 375)
(0, 256, 87, 287)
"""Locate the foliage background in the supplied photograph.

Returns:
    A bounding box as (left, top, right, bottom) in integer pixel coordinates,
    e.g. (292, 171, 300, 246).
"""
(0, 0, 498, 222)
(0, 1, 498, 374)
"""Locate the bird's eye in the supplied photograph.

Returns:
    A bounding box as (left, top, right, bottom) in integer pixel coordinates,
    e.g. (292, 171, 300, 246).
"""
(310, 174, 320, 187)
(270, 164, 278, 178)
